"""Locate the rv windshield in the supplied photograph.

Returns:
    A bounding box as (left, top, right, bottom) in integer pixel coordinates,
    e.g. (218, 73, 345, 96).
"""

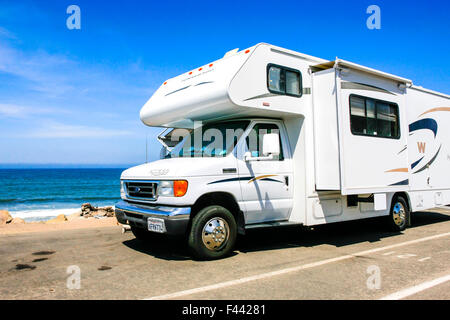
(166, 120, 250, 158)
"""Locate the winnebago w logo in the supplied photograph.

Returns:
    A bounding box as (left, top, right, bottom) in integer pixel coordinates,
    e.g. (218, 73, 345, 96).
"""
(417, 142, 426, 153)
(408, 116, 442, 174)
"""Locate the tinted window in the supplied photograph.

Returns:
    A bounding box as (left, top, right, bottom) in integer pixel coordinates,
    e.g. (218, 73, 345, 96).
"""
(268, 66, 284, 92)
(349, 95, 400, 139)
(286, 71, 300, 95)
(376, 102, 399, 138)
(267, 64, 301, 97)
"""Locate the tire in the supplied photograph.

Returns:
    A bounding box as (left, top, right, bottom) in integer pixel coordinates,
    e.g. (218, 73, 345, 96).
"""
(131, 226, 159, 243)
(387, 195, 409, 232)
(188, 205, 237, 260)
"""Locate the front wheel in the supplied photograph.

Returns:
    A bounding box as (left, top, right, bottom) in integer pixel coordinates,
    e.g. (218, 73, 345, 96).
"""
(188, 205, 237, 260)
(387, 195, 409, 232)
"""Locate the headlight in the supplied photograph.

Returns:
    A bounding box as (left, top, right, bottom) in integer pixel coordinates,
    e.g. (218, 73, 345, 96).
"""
(157, 180, 188, 197)
(158, 180, 174, 196)
(120, 181, 126, 199)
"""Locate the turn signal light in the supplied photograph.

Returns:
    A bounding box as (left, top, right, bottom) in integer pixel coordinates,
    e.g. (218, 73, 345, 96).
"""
(174, 180, 188, 197)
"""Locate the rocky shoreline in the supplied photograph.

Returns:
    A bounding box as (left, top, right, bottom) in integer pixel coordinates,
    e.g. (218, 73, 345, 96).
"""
(0, 203, 119, 235)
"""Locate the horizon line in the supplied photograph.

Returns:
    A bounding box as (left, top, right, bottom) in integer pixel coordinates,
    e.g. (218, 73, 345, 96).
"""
(0, 163, 140, 169)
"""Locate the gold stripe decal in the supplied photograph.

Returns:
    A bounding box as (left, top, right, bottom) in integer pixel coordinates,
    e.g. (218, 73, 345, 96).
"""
(248, 174, 278, 183)
(419, 107, 450, 117)
(385, 168, 409, 173)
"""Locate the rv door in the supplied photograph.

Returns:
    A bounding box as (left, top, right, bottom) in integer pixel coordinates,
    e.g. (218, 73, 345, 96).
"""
(236, 120, 293, 224)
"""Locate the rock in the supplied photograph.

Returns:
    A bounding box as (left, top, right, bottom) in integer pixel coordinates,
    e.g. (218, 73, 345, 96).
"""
(0, 210, 13, 225)
(11, 218, 25, 224)
(96, 207, 115, 217)
(81, 203, 95, 216)
(45, 214, 68, 224)
(80, 203, 114, 218)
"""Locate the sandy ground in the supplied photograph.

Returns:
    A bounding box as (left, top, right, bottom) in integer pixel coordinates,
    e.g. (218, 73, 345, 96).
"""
(0, 217, 120, 235)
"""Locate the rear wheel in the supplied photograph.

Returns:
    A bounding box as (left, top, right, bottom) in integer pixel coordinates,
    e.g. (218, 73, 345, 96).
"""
(387, 195, 409, 231)
(188, 205, 237, 260)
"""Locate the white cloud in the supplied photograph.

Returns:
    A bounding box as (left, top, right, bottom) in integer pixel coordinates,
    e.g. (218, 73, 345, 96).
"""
(0, 103, 70, 118)
(25, 121, 133, 138)
(0, 30, 157, 142)
(0, 105, 133, 138)
(0, 45, 76, 96)
(0, 103, 24, 116)
(0, 40, 157, 99)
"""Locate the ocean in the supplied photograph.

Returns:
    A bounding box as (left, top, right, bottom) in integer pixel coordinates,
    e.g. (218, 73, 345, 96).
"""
(0, 168, 124, 222)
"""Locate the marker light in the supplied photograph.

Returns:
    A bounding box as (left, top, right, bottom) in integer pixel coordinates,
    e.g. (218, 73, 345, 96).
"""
(174, 180, 188, 197)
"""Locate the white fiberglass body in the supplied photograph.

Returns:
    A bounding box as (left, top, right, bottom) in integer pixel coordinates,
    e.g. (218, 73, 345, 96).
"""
(120, 43, 450, 232)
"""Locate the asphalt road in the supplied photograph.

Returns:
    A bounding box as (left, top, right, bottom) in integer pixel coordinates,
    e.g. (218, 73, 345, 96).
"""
(0, 208, 449, 300)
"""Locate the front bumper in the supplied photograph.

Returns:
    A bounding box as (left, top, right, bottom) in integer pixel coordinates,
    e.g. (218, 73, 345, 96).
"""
(115, 200, 191, 236)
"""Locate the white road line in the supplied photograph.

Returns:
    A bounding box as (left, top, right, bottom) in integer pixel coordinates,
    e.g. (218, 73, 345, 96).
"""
(380, 274, 450, 300)
(144, 231, 450, 300)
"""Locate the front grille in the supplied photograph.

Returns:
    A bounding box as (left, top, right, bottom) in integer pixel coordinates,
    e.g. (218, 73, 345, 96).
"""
(125, 181, 157, 200)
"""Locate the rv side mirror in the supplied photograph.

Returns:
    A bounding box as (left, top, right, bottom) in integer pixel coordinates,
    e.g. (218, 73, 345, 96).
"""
(262, 133, 280, 157)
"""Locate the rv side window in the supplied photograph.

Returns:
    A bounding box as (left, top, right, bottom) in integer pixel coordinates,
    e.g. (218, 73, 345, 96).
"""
(267, 64, 302, 97)
(286, 71, 300, 95)
(268, 66, 284, 93)
(349, 95, 400, 139)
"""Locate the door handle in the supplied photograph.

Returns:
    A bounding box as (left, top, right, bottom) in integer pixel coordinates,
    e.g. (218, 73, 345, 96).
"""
(285, 176, 289, 186)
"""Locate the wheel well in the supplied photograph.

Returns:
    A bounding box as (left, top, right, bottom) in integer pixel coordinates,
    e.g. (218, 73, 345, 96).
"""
(392, 192, 412, 227)
(190, 192, 245, 235)
(392, 192, 411, 211)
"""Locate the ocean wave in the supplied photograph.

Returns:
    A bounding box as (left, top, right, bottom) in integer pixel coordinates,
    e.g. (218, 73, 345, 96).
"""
(10, 208, 82, 220)
(10, 205, 116, 221)
(0, 199, 18, 203)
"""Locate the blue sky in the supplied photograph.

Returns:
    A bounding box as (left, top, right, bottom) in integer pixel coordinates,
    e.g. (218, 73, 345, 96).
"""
(0, 0, 449, 167)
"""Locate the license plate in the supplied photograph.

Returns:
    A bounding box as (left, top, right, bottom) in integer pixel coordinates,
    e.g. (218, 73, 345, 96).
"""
(147, 217, 166, 233)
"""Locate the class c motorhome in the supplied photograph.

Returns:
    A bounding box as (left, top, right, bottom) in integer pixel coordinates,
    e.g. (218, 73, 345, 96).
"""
(115, 43, 450, 260)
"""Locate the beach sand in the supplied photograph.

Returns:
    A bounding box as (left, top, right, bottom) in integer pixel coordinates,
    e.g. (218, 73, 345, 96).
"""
(0, 216, 120, 235)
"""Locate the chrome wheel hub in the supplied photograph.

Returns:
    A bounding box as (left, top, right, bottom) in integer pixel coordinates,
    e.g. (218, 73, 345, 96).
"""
(393, 202, 406, 226)
(202, 217, 230, 251)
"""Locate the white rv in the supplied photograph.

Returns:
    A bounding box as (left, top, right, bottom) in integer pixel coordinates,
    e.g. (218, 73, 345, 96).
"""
(115, 43, 450, 260)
